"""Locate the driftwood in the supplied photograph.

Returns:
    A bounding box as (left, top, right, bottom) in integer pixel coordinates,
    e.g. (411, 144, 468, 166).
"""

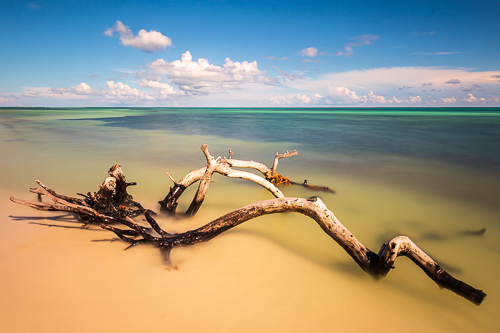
(9, 145, 486, 306)
(159, 145, 333, 216)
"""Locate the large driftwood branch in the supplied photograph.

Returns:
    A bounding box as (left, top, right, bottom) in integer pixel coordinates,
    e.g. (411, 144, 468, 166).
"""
(159, 145, 332, 215)
(106, 197, 486, 305)
(160, 145, 289, 215)
(10, 186, 486, 305)
(184, 145, 285, 216)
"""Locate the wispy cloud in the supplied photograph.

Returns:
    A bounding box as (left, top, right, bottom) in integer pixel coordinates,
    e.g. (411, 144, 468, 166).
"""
(104, 21, 172, 53)
(301, 59, 323, 63)
(28, 3, 40, 10)
(337, 35, 379, 57)
(414, 31, 437, 36)
(266, 56, 288, 61)
(413, 52, 459, 56)
(274, 67, 304, 81)
(445, 79, 461, 85)
(279, 66, 500, 106)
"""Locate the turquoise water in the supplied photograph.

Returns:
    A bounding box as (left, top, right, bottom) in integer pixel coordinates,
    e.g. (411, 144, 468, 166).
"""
(1, 107, 500, 332)
(4, 106, 499, 203)
(4, 107, 500, 170)
(91, 107, 500, 171)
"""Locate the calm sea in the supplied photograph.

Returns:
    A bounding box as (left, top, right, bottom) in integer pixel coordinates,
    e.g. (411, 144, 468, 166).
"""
(1, 107, 499, 332)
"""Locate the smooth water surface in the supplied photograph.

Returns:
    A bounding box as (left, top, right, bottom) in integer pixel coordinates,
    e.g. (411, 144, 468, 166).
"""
(1, 107, 499, 332)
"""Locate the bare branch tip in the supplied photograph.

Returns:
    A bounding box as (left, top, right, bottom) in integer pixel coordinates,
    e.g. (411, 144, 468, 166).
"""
(166, 172, 177, 184)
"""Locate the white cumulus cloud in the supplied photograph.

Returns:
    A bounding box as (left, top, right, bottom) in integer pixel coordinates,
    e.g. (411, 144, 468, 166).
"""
(6, 63, 500, 107)
(300, 47, 319, 57)
(441, 97, 457, 104)
(464, 93, 486, 103)
(145, 51, 268, 95)
(296, 93, 311, 104)
(326, 85, 422, 105)
(138, 79, 180, 99)
(104, 81, 155, 100)
(105, 21, 172, 53)
(267, 93, 313, 105)
(71, 82, 94, 95)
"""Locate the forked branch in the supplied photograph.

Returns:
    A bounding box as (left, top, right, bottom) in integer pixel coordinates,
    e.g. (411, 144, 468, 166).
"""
(159, 145, 332, 215)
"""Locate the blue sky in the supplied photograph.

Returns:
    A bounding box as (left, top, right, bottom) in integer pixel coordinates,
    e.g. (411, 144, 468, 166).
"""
(1, 0, 499, 107)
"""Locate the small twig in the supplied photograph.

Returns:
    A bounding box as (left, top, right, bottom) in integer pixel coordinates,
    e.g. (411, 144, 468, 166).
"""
(271, 150, 298, 176)
(166, 172, 178, 184)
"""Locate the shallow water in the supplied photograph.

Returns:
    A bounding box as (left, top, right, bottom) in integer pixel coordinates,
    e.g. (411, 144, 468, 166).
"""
(1, 108, 499, 332)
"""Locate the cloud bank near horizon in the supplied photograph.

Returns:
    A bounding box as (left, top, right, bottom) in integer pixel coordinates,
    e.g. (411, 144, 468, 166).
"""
(6, 61, 499, 107)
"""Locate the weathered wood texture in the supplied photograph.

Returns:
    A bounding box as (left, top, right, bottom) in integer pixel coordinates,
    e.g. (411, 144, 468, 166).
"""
(159, 145, 295, 215)
(10, 190, 486, 305)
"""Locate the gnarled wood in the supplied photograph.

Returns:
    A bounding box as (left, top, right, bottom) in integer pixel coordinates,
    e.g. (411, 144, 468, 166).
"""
(10, 187, 486, 305)
(159, 145, 331, 215)
(8, 147, 486, 306)
(108, 164, 135, 203)
(109, 197, 487, 305)
(160, 145, 289, 215)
